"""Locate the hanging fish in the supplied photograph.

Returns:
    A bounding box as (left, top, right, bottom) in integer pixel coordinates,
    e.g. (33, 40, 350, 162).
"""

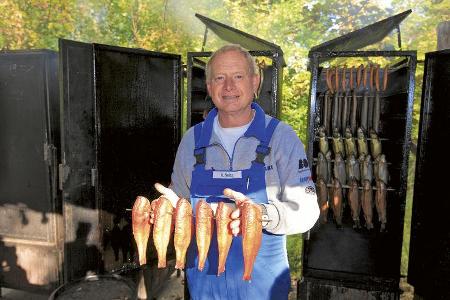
(373, 65, 381, 133)
(344, 127, 357, 158)
(361, 180, 374, 230)
(348, 178, 361, 229)
(317, 178, 329, 224)
(318, 126, 329, 155)
(332, 128, 345, 157)
(316, 152, 329, 183)
(360, 92, 369, 134)
(325, 151, 333, 184)
(331, 67, 340, 133)
(322, 91, 331, 134)
(356, 64, 364, 88)
(216, 202, 233, 276)
(357, 128, 369, 157)
(331, 178, 343, 228)
(375, 179, 387, 232)
(132, 196, 152, 265)
(345, 154, 360, 184)
(241, 202, 263, 281)
(152, 196, 174, 268)
(333, 153, 346, 186)
(350, 89, 358, 134)
(340, 67, 349, 134)
(367, 66, 375, 131)
(326, 69, 334, 135)
(361, 155, 373, 184)
(174, 198, 192, 270)
(369, 130, 382, 159)
(196, 200, 214, 272)
(374, 154, 389, 184)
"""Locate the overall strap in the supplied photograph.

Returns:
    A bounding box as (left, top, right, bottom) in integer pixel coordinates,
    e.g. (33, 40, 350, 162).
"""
(193, 123, 206, 166)
(254, 118, 279, 164)
(193, 108, 218, 166)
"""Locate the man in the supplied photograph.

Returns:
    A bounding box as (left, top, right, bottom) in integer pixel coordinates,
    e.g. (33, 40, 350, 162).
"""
(156, 44, 319, 299)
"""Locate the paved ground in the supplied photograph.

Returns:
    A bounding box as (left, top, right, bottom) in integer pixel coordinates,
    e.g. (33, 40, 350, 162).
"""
(1, 274, 413, 299)
(1, 288, 48, 299)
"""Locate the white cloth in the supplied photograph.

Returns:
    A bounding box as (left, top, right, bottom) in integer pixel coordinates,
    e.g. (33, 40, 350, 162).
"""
(212, 115, 251, 157)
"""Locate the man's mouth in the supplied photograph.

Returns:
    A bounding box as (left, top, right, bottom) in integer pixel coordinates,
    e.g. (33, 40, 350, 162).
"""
(222, 95, 239, 100)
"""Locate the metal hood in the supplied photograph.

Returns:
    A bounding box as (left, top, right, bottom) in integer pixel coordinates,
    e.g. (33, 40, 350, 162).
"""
(195, 13, 286, 66)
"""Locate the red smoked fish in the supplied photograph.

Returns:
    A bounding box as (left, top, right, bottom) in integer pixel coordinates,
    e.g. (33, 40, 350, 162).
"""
(317, 178, 329, 224)
(241, 202, 262, 281)
(196, 200, 214, 271)
(174, 198, 192, 269)
(132, 196, 151, 265)
(216, 202, 233, 275)
(152, 196, 173, 268)
(331, 178, 343, 228)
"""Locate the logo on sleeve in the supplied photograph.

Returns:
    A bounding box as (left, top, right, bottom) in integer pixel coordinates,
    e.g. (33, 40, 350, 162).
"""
(298, 158, 309, 173)
(299, 176, 312, 183)
(305, 185, 316, 194)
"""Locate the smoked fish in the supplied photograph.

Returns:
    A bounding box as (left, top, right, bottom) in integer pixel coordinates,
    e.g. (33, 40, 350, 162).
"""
(317, 178, 329, 224)
(348, 179, 361, 229)
(357, 127, 369, 156)
(361, 180, 374, 230)
(316, 152, 329, 183)
(152, 196, 174, 268)
(196, 200, 214, 272)
(369, 130, 382, 159)
(132, 196, 152, 265)
(241, 202, 262, 281)
(344, 127, 357, 158)
(216, 202, 234, 275)
(332, 128, 345, 157)
(331, 178, 343, 228)
(375, 180, 387, 232)
(318, 127, 329, 155)
(174, 198, 192, 270)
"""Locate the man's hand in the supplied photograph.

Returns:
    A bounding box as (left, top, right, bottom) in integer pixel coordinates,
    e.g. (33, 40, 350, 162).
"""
(151, 183, 179, 224)
(223, 188, 253, 236)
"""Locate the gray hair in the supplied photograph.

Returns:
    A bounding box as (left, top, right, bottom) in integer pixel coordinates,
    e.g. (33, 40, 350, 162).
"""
(205, 44, 258, 82)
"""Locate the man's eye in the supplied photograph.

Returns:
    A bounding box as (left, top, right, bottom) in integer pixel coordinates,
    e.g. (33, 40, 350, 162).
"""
(234, 74, 243, 80)
(214, 76, 225, 83)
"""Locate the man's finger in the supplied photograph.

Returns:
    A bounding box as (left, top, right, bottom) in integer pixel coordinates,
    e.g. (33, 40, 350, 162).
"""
(223, 188, 248, 204)
(229, 219, 240, 236)
(154, 183, 179, 206)
(230, 208, 241, 219)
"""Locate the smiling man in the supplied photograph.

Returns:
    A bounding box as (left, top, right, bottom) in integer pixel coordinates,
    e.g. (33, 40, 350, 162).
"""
(156, 44, 319, 299)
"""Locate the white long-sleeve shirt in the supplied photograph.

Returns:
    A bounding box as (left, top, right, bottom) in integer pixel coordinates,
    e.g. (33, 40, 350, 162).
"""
(170, 114, 319, 235)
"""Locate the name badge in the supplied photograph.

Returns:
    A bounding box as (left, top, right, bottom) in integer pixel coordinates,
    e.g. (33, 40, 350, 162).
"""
(212, 171, 242, 179)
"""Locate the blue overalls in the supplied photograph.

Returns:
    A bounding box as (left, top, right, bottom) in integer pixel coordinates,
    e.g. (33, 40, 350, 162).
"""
(185, 103, 291, 300)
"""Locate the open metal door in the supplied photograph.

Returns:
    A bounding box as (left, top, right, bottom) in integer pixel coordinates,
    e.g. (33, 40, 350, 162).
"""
(408, 49, 450, 300)
(0, 50, 62, 293)
(59, 39, 100, 282)
(59, 39, 182, 281)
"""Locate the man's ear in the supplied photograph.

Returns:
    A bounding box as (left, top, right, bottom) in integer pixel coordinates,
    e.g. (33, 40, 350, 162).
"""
(206, 81, 211, 96)
(252, 73, 261, 94)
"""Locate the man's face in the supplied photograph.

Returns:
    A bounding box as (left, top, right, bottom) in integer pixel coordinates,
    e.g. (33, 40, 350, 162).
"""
(206, 50, 260, 115)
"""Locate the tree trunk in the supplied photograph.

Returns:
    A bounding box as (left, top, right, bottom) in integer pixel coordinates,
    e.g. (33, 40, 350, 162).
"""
(437, 21, 450, 50)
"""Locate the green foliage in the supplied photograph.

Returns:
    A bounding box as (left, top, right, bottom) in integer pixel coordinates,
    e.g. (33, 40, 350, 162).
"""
(287, 234, 303, 280)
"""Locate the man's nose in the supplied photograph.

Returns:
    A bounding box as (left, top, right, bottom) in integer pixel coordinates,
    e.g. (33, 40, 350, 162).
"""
(224, 77, 236, 91)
